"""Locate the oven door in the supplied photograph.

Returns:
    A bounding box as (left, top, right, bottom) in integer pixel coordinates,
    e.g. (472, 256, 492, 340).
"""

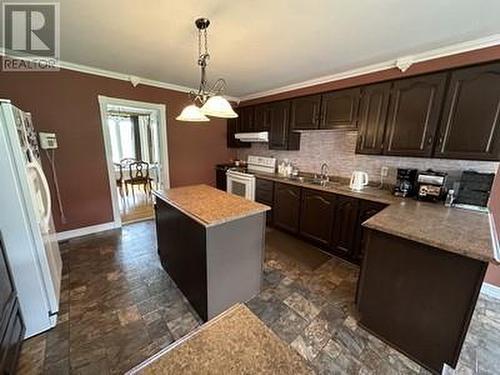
(226, 172, 255, 201)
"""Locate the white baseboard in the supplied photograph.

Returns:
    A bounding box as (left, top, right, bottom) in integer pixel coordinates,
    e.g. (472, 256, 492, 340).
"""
(481, 282, 500, 300)
(56, 221, 119, 241)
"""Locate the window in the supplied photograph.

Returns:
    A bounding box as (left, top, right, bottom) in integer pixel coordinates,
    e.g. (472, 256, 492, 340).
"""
(107, 117, 136, 163)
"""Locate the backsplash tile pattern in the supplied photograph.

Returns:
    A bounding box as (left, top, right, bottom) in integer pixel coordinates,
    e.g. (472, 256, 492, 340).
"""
(237, 131, 499, 185)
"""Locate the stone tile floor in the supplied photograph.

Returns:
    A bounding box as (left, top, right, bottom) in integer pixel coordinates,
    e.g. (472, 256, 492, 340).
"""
(17, 221, 202, 374)
(16, 221, 500, 374)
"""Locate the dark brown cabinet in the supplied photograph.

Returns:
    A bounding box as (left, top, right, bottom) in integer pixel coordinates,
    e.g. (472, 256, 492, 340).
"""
(354, 200, 387, 264)
(299, 189, 336, 248)
(356, 82, 392, 155)
(255, 178, 274, 225)
(0, 235, 25, 374)
(226, 117, 249, 148)
(435, 63, 500, 161)
(384, 73, 448, 157)
(331, 195, 359, 256)
(273, 183, 301, 233)
(254, 104, 271, 132)
(320, 87, 361, 130)
(291, 95, 322, 130)
(268, 101, 300, 150)
(239, 106, 255, 132)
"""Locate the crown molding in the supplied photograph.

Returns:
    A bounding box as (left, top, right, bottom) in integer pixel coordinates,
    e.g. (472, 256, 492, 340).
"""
(239, 34, 500, 102)
(0, 50, 241, 103)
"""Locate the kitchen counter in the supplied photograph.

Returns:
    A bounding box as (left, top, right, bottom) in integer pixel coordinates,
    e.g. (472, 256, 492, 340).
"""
(254, 173, 498, 265)
(127, 304, 313, 374)
(153, 184, 269, 227)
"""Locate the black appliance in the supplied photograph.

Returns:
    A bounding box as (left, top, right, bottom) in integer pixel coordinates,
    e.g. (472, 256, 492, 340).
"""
(416, 170, 447, 202)
(215, 163, 237, 191)
(393, 168, 418, 197)
(454, 171, 495, 209)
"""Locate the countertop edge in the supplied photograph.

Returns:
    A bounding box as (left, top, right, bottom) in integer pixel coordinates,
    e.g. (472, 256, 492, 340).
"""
(489, 212, 500, 264)
(153, 189, 270, 228)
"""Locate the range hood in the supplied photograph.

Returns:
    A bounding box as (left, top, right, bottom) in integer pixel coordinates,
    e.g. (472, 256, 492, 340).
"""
(234, 131, 269, 143)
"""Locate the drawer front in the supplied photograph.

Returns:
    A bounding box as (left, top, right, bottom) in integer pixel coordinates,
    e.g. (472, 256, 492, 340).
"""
(255, 179, 274, 204)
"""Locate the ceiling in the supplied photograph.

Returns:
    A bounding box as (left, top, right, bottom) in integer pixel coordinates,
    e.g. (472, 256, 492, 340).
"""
(5, 0, 500, 98)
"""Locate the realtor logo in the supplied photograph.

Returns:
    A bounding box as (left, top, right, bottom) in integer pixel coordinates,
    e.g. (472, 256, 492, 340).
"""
(2, 2, 60, 71)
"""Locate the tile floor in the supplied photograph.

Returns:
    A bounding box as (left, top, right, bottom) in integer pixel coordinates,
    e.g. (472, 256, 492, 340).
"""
(16, 221, 500, 374)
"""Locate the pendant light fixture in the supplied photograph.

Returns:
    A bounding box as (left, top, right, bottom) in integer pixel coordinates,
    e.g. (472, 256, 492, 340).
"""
(176, 18, 238, 122)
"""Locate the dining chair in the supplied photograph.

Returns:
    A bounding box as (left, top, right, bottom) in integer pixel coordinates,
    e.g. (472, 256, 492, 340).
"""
(124, 161, 153, 196)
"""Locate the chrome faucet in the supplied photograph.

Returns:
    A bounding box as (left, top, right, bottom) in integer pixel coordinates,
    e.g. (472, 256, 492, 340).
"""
(320, 163, 329, 182)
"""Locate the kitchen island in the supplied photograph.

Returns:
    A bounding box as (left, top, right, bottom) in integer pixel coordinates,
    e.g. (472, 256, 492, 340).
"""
(153, 185, 269, 321)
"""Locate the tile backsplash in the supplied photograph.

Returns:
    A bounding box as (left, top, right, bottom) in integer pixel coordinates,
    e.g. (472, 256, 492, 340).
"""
(237, 130, 499, 186)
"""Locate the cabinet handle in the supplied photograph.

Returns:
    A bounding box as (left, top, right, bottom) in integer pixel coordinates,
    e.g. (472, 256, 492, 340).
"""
(427, 136, 433, 146)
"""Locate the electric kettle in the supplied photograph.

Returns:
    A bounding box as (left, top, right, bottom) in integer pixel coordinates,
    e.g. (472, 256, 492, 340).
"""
(350, 171, 369, 191)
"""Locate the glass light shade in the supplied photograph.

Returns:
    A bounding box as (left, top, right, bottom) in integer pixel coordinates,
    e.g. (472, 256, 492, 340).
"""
(201, 96, 238, 118)
(176, 104, 210, 122)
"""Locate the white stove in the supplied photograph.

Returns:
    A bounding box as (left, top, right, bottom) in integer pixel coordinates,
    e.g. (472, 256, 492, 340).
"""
(226, 156, 276, 200)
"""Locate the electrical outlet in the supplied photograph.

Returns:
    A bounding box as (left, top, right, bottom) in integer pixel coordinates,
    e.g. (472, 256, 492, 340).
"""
(381, 166, 389, 177)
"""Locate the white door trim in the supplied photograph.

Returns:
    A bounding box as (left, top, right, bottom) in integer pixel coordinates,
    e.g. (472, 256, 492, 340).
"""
(97, 95, 170, 228)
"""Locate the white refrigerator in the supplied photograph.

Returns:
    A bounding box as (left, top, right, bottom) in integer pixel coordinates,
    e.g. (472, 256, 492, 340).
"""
(0, 99, 62, 338)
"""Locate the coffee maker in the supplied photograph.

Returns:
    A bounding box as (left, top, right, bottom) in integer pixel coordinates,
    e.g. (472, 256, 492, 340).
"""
(393, 168, 418, 197)
(416, 170, 447, 202)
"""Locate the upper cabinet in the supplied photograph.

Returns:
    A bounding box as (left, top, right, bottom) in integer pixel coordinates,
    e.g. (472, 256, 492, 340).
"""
(291, 95, 322, 130)
(226, 113, 250, 149)
(230, 62, 500, 161)
(356, 82, 391, 155)
(434, 63, 500, 161)
(254, 104, 271, 132)
(383, 73, 448, 157)
(320, 87, 361, 130)
(239, 106, 255, 133)
(268, 101, 300, 150)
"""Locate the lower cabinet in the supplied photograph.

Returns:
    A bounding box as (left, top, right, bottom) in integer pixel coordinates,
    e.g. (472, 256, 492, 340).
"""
(331, 195, 360, 257)
(0, 234, 25, 374)
(255, 178, 274, 225)
(353, 200, 388, 264)
(266, 178, 388, 264)
(273, 183, 301, 233)
(299, 189, 336, 248)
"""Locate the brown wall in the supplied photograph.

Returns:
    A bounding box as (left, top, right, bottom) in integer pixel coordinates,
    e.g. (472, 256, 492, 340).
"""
(241, 45, 500, 106)
(0, 64, 235, 232)
(485, 165, 500, 286)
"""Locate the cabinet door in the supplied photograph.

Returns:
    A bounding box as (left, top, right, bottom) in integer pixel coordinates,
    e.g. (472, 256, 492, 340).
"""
(354, 200, 387, 264)
(1, 237, 15, 338)
(299, 189, 336, 247)
(435, 63, 500, 161)
(269, 101, 299, 150)
(255, 178, 274, 225)
(320, 87, 361, 130)
(239, 106, 255, 132)
(291, 95, 321, 130)
(273, 183, 301, 233)
(356, 83, 391, 155)
(227, 116, 250, 148)
(254, 104, 271, 132)
(331, 195, 359, 256)
(384, 73, 447, 157)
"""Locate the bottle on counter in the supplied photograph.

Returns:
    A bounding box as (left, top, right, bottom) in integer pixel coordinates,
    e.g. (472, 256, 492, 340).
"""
(444, 189, 455, 207)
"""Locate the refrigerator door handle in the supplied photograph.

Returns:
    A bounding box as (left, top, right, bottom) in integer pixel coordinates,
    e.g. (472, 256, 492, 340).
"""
(26, 161, 52, 231)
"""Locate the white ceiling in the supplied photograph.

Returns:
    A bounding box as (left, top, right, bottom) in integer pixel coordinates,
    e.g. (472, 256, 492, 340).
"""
(7, 0, 500, 98)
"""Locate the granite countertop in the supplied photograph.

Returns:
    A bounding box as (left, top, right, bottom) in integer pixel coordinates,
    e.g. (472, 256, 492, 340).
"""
(255, 173, 499, 264)
(127, 304, 314, 375)
(153, 184, 270, 227)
